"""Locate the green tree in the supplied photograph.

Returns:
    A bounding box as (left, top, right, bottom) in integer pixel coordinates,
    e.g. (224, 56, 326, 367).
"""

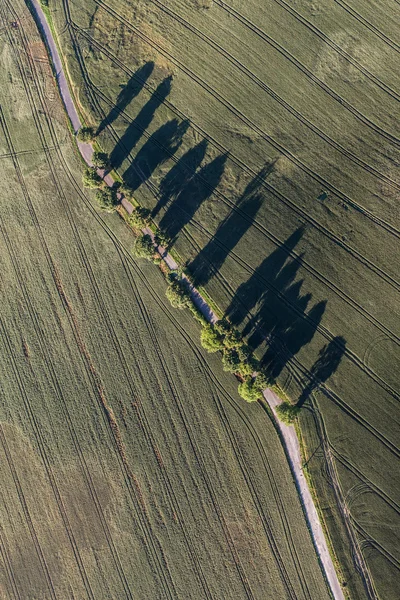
(200, 324, 225, 353)
(223, 328, 242, 349)
(222, 348, 241, 372)
(82, 167, 102, 189)
(95, 188, 118, 212)
(132, 234, 155, 260)
(77, 126, 95, 143)
(92, 151, 110, 169)
(154, 230, 171, 248)
(238, 372, 268, 403)
(129, 207, 151, 229)
(276, 402, 300, 424)
(166, 279, 192, 309)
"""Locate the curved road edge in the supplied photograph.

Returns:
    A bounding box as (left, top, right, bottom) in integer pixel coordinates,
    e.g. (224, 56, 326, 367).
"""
(27, 1, 344, 598)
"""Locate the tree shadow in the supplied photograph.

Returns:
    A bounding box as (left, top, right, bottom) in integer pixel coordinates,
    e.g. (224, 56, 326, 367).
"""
(297, 337, 346, 407)
(122, 119, 190, 192)
(109, 75, 172, 172)
(152, 139, 209, 219)
(226, 227, 305, 326)
(96, 62, 155, 135)
(225, 226, 328, 378)
(158, 152, 228, 240)
(188, 165, 272, 286)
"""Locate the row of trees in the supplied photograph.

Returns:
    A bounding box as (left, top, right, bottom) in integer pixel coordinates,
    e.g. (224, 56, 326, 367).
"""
(77, 127, 298, 419)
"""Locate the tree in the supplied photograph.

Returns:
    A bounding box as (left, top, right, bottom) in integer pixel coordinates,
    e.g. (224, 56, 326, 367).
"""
(154, 230, 171, 248)
(129, 207, 151, 229)
(77, 126, 95, 143)
(132, 234, 155, 260)
(238, 372, 269, 403)
(166, 279, 192, 309)
(238, 378, 260, 403)
(95, 188, 118, 212)
(82, 167, 102, 189)
(214, 318, 231, 335)
(223, 328, 242, 349)
(92, 151, 110, 169)
(222, 348, 241, 372)
(200, 324, 225, 353)
(276, 402, 300, 424)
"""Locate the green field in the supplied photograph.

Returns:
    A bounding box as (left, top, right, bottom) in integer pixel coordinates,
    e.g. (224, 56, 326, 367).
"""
(0, 1, 333, 598)
(44, 0, 400, 597)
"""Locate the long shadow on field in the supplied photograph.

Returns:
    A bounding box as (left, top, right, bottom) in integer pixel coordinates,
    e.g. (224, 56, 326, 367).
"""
(297, 338, 346, 407)
(152, 139, 209, 218)
(188, 165, 273, 286)
(158, 151, 228, 240)
(122, 119, 190, 192)
(109, 75, 172, 172)
(96, 62, 155, 135)
(225, 227, 327, 378)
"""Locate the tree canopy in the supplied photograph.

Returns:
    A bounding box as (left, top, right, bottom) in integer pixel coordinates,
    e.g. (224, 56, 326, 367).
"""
(132, 234, 155, 260)
(77, 126, 95, 143)
(82, 167, 102, 189)
(95, 187, 118, 212)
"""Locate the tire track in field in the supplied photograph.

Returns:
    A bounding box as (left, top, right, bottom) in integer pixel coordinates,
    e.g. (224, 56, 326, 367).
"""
(0, 425, 58, 600)
(0, 314, 96, 600)
(213, 0, 400, 145)
(0, 10, 137, 598)
(0, 515, 21, 600)
(352, 520, 400, 571)
(0, 122, 133, 600)
(148, 0, 400, 192)
(252, 0, 400, 100)
(89, 0, 400, 240)
(331, 447, 400, 516)
(75, 28, 400, 294)
(306, 400, 379, 599)
(332, 0, 400, 53)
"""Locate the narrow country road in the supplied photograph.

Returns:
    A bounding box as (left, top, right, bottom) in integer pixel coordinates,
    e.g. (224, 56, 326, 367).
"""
(29, 1, 344, 597)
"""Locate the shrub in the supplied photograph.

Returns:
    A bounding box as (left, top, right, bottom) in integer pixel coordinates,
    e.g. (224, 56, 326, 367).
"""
(132, 234, 155, 260)
(92, 151, 110, 169)
(276, 402, 300, 424)
(77, 126, 95, 143)
(82, 167, 102, 189)
(200, 324, 225, 353)
(95, 188, 118, 212)
(129, 207, 151, 229)
(166, 279, 192, 309)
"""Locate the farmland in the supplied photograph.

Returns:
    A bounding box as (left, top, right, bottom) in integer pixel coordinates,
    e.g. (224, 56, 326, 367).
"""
(0, 1, 333, 598)
(44, 0, 400, 597)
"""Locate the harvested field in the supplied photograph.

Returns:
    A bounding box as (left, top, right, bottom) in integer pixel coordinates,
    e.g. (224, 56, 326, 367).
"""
(47, 0, 400, 597)
(0, 1, 331, 598)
